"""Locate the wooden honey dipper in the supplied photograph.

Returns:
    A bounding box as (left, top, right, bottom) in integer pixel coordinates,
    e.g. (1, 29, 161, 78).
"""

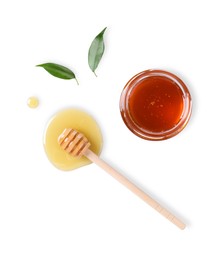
(58, 128, 186, 230)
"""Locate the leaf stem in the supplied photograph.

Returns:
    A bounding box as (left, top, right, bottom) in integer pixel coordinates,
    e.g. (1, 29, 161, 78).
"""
(93, 71, 98, 77)
(75, 77, 79, 85)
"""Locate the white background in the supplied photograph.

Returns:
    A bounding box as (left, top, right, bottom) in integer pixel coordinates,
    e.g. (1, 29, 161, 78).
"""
(0, 0, 221, 259)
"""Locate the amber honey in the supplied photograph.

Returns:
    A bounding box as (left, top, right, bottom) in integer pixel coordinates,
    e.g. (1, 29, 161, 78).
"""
(120, 70, 192, 140)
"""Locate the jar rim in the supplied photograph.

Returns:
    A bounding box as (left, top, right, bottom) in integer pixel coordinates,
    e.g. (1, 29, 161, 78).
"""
(119, 70, 192, 140)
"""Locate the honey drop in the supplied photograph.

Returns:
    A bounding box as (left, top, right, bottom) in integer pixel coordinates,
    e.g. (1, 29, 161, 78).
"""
(27, 96, 39, 108)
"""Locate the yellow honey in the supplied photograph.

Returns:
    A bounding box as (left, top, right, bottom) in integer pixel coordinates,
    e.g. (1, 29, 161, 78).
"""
(27, 96, 39, 108)
(43, 108, 103, 171)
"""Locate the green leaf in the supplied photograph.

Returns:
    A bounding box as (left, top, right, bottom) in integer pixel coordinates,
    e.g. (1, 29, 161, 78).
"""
(88, 27, 107, 76)
(36, 63, 79, 84)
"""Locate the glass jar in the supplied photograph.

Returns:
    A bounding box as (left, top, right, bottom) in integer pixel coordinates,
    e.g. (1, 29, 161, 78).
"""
(119, 70, 192, 140)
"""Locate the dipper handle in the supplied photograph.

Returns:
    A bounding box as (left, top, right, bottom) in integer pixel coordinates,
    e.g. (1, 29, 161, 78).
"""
(85, 149, 185, 230)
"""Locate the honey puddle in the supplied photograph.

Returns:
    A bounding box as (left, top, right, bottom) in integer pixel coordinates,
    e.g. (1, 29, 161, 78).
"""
(43, 108, 103, 171)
